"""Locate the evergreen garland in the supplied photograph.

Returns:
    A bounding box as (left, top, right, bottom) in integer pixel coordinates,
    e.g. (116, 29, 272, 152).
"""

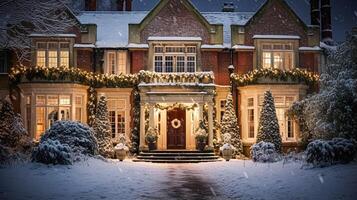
(256, 91, 282, 152)
(129, 88, 140, 155)
(87, 87, 97, 127)
(221, 92, 242, 154)
(92, 96, 113, 157)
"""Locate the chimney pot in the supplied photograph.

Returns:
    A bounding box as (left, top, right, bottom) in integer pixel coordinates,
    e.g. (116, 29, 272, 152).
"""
(222, 1, 235, 12)
(85, 0, 96, 11)
(321, 0, 333, 43)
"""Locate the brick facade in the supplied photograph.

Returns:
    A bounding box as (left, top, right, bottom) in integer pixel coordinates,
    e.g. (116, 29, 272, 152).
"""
(130, 51, 148, 73)
(76, 50, 93, 72)
(140, 0, 210, 44)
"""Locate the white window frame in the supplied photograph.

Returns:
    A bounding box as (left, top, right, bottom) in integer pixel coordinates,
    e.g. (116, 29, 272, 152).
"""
(153, 45, 197, 73)
(261, 43, 294, 70)
(35, 42, 70, 68)
(247, 97, 255, 139)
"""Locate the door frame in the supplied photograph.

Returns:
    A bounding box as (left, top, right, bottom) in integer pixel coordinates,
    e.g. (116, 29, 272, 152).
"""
(166, 108, 186, 149)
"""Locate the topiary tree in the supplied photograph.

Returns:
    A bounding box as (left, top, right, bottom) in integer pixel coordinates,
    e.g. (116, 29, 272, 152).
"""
(221, 92, 242, 155)
(256, 91, 282, 152)
(92, 96, 113, 157)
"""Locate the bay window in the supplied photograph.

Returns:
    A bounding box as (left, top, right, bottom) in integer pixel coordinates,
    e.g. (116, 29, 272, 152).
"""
(35, 42, 70, 68)
(153, 45, 197, 73)
(261, 43, 294, 70)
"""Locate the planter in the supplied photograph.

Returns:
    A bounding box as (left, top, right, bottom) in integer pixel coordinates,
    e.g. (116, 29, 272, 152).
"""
(222, 149, 233, 161)
(148, 142, 156, 151)
(197, 141, 206, 152)
(115, 149, 127, 161)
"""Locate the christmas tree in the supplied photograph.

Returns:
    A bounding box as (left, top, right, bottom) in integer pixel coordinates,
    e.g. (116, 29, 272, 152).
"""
(92, 96, 113, 157)
(221, 92, 242, 154)
(256, 91, 282, 152)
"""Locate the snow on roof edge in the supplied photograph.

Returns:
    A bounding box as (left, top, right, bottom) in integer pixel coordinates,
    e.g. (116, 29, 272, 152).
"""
(253, 35, 301, 39)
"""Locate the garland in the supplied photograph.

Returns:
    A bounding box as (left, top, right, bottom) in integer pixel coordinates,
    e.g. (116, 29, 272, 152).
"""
(230, 68, 319, 86)
(138, 70, 214, 84)
(151, 102, 198, 111)
(129, 87, 140, 154)
(87, 86, 97, 127)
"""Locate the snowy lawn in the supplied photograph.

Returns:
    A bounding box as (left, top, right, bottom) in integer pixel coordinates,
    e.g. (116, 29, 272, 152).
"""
(1, 158, 357, 200)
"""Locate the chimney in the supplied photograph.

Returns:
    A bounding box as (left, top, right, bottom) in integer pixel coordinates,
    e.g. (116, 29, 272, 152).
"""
(222, 2, 235, 12)
(321, 0, 333, 43)
(85, 0, 96, 11)
(117, 0, 132, 11)
(310, 0, 320, 26)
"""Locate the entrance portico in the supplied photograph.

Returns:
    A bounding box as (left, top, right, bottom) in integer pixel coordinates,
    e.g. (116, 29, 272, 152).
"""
(138, 79, 215, 151)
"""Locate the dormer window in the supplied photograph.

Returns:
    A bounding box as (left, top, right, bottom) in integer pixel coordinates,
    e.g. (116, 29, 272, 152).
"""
(36, 42, 70, 68)
(153, 45, 196, 73)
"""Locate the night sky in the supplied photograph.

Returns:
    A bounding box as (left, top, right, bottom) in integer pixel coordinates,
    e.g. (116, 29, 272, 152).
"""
(132, 0, 357, 42)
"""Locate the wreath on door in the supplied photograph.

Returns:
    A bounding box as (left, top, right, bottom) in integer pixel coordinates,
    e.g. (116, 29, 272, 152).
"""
(171, 119, 181, 129)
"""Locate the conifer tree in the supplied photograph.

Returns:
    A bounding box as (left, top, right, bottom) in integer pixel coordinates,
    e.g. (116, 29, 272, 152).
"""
(256, 91, 282, 152)
(221, 92, 242, 154)
(92, 96, 113, 157)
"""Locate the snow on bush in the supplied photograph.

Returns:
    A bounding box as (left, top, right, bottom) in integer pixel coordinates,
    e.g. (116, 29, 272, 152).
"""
(38, 121, 98, 161)
(256, 91, 282, 152)
(250, 141, 280, 163)
(305, 138, 356, 167)
(32, 139, 72, 165)
(0, 98, 32, 164)
(92, 96, 113, 157)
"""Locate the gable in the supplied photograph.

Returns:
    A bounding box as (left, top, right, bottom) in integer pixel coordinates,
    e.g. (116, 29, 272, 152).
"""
(130, 0, 221, 44)
(244, 0, 308, 46)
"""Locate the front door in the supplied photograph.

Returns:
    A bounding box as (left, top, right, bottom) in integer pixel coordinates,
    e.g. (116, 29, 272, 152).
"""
(167, 108, 186, 149)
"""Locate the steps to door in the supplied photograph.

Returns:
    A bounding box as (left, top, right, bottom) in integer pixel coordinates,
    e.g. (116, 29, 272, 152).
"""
(133, 150, 221, 163)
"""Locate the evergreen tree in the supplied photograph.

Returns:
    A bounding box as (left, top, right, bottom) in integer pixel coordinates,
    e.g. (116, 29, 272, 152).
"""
(256, 91, 282, 152)
(92, 96, 113, 157)
(221, 92, 242, 154)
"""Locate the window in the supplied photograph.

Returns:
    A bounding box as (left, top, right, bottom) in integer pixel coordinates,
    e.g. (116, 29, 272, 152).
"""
(287, 117, 294, 138)
(220, 100, 226, 122)
(75, 96, 84, 122)
(247, 98, 255, 138)
(35, 42, 70, 68)
(261, 43, 294, 70)
(153, 45, 197, 73)
(0, 51, 9, 73)
(106, 51, 127, 74)
(26, 96, 31, 133)
(107, 98, 127, 140)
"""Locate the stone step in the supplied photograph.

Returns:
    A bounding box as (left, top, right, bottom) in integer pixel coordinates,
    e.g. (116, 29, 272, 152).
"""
(139, 152, 215, 157)
(143, 150, 213, 153)
(133, 159, 222, 163)
(137, 156, 219, 160)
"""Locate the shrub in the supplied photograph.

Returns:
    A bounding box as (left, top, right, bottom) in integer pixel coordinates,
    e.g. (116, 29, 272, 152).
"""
(329, 138, 356, 164)
(32, 139, 72, 165)
(250, 141, 280, 163)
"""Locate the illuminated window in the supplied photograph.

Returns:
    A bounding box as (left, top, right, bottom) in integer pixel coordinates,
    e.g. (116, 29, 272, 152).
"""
(107, 98, 126, 140)
(261, 43, 294, 70)
(36, 42, 70, 68)
(36, 51, 46, 67)
(108, 52, 116, 74)
(247, 98, 255, 138)
(220, 100, 226, 122)
(117, 51, 126, 74)
(153, 45, 197, 73)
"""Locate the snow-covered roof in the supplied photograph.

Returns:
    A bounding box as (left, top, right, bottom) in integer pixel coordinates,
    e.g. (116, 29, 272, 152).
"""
(126, 43, 149, 48)
(74, 44, 95, 48)
(299, 46, 321, 51)
(148, 37, 202, 41)
(232, 45, 255, 50)
(29, 33, 77, 38)
(77, 11, 254, 48)
(201, 44, 230, 49)
(253, 35, 301, 39)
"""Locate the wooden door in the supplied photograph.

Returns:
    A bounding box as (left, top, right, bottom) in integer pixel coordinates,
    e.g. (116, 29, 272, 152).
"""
(167, 108, 186, 149)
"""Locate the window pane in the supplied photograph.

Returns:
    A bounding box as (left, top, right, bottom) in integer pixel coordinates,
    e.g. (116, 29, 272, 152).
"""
(273, 52, 283, 69)
(60, 43, 69, 49)
(108, 53, 116, 74)
(118, 51, 126, 74)
(165, 56, 173, 72)
(37, 42, 47, 49)
(154, 56, 163, 72)
(75, 107, 82, 122)
(187, 56, 195, 72)
(187, 46, 196, 53)
(117, 111, 125, 135)
(36, 95, 46, 105)
(75, 96, 82, 106)
(248, 98, 254, 107)
(47, 95, 58, 106)
(60, 51, 69, 67)
(48, 50, 58, 68)
(109, 111, 116, 137)
(59, 108, 70, 120)
(263, 52, 271, 69)
(284, 52, 293, 70)
(48, 42, 58, 49)
(37, 51, 46, 67)
(154, 46, 163, 53)
(36, 107, 45, 140)
(248, 109, 255, 138)
(59, 96, 70, 105)
(177, 56, 185, 72)
(47, 107, 59, 127)
(287, 117, 294, 138)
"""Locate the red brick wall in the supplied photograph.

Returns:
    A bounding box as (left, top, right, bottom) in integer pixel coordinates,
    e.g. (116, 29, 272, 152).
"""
(236, 52, 253, 74)
(76, 50, 93, 72)
(299, 52, 319, 73)
(215, 52, 231, 85)
(140, 0, 210, 44)
(131, 51, 148, 73)
(201, 51, 218, 72)
(244, 0, 308, 46)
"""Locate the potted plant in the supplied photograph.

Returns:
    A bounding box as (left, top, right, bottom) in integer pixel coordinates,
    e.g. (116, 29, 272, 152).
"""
(195, 121, 208, 151)
(220, 133, 235, 161)
(145, 127, 158, 151)
(114, 134, 129, 161)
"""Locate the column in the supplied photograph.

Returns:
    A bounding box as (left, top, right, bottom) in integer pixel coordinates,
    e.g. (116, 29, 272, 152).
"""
(198, 103, 204, 121)
(149, 105, 155, 128)
(139, 103, 146, 150)
(207, 102, 214, 148)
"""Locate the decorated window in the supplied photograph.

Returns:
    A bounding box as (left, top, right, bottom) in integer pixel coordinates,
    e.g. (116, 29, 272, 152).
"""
(153, 45, 197, 73)
(107, 98, 126, 140)
(35, 42, 70, 68)
(261, 43, 294, 70)
(247, 98, 255, 138)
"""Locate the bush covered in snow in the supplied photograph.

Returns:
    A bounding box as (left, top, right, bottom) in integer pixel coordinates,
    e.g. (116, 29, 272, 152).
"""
(250, 141, 280, 163)
(256, 91, 282, 152)
(305, 138, 356, 167)
(32, 139, 72, 165)
(32, 121, 98, 164)
(0, 98, 32, 164)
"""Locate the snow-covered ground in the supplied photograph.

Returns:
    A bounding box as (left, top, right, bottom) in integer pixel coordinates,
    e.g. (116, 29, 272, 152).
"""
(1, 159, 357, 200)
